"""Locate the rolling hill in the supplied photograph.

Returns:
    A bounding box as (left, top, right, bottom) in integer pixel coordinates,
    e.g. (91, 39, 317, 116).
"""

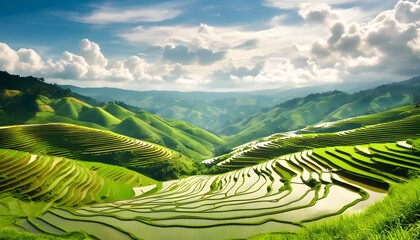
(64, 78, 398, 135)
(225, 77, 420, 147)
(65, 81, 385, 134)
(0, 123, 194, 180)
(0, 71, 225, 160)
(1, 70, 420, 239)
(0, 148, 157, 207)
(209, 106, 420, 172)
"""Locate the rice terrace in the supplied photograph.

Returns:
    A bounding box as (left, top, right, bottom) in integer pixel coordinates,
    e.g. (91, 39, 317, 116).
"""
(1, 0, 420, 239)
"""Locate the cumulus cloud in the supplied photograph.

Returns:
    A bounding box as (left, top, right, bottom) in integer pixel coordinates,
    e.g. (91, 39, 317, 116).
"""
(296, 0, 420, 82)
(0, 39, 165, 83)
(394, 0, 420, 23)
(79, 39, 107, 67)
(0, 1, 419, 91)
(299, 3, 339, 24)
(53, 51, 89, 79)
(0, 43, 19, 72)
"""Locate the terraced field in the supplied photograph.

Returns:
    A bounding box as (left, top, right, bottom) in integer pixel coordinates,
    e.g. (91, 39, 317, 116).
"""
(0, 123, 193, 180)
(10, 140, 419, 240)
(301, 104, 420, 133)
(0, 149, 157, 208)
(211, 114, 420, 171)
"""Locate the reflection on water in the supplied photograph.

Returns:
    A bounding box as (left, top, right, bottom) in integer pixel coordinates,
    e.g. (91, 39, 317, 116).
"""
(40, 141, 415, 240)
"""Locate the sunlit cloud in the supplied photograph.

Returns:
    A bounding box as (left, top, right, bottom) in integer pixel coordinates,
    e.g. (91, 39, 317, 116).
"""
(264, 0, 356, 9)
(0, 0, 418, 91)
(69, 2, 184, 24)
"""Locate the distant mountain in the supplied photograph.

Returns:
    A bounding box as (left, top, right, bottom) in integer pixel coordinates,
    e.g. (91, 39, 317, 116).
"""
(0, 71, 225, 160)
(64, 81, 390, 134)
(225, 76, 420, 147)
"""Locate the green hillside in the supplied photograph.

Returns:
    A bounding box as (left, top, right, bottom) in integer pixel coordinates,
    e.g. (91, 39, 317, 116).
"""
(225, 77, 420, 147)
(0, 123, 193, 180)
(210, 110, 420, 172)
(103, 102, 135, 119)
(51, 97, 91, 119)
(301, 104, 420, 133)
(0, 71, 225, 160)
(78, 107, 122, 126)
(66, 80, 389, 134)
(4, 139, 418, 239)
(0, 149, 156, 207)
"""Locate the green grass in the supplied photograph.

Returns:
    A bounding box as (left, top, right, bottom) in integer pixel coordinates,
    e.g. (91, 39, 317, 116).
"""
(250, 176, 420, 240)
(0, 123, 194, 180)
(102, 103, 135, 120)
(7, 139, 415, 239)
(0, 89, 22, 98)
(212, 113, 420, 172)
(78, 107, 121, 126)
(303, 104, 420, 133)
(0, 228, 88, 240)
(4, 95, 226, 160)
(0, 149, 157, 207)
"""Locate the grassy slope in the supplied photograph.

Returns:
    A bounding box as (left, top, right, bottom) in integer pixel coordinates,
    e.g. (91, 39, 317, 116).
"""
(78, 107, 122, 126)
(0, 148, 157, 207)
(226, 77, 420, 147)
(0, 149, 158, 239)
(102, 102, 135, 119)
(250, 176, 420, 240)
(212, 109, 420, 173)
(0, 123, 193, 180)
(115, 111, 225, 159)
(301, 104, 420, 133)
(0, 71, 226, 159)
(0, 228, 87, 240)
(28, 96, 224, 159)
(0, 93, 225, 160)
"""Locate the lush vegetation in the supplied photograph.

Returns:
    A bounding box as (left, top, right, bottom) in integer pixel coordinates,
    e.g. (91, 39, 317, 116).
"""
(0, 123, 193, 180)
(250, 175, 420, 240)
(225, 77, 420, 146)
(210, 108, 420, 173)
(1, 71, 420, 239)
(67, 77, 420, 146)
(2, 139, 417, 239)
(0, 149, 159, 239)
(66, 82, 374, 135)
(0, 148, 157, 206)
(0, 71, 225, 160)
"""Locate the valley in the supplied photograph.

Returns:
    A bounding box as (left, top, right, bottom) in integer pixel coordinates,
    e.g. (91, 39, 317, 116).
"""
(1, 0, 420, 239)
(0, 72, 420, 239)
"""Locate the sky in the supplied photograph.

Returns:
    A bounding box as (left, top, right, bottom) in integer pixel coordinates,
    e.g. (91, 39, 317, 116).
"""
(0, 0, 419, 92)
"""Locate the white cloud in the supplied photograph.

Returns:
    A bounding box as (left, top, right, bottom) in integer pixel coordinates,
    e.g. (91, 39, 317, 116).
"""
(0, 1, 418, 91)
(0, 39, 166, 84)
(299, 3, 339, 24)
(0, 43, 19, 72)
(79, 39, 107, 67)
(70, 2, 183, 24)
(16, 48, 44, 73)
(53, 51, 89, 79)
(264, 0, 358, 9)
(394, 0, 420, 23)
(295, 0, 420, 82)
